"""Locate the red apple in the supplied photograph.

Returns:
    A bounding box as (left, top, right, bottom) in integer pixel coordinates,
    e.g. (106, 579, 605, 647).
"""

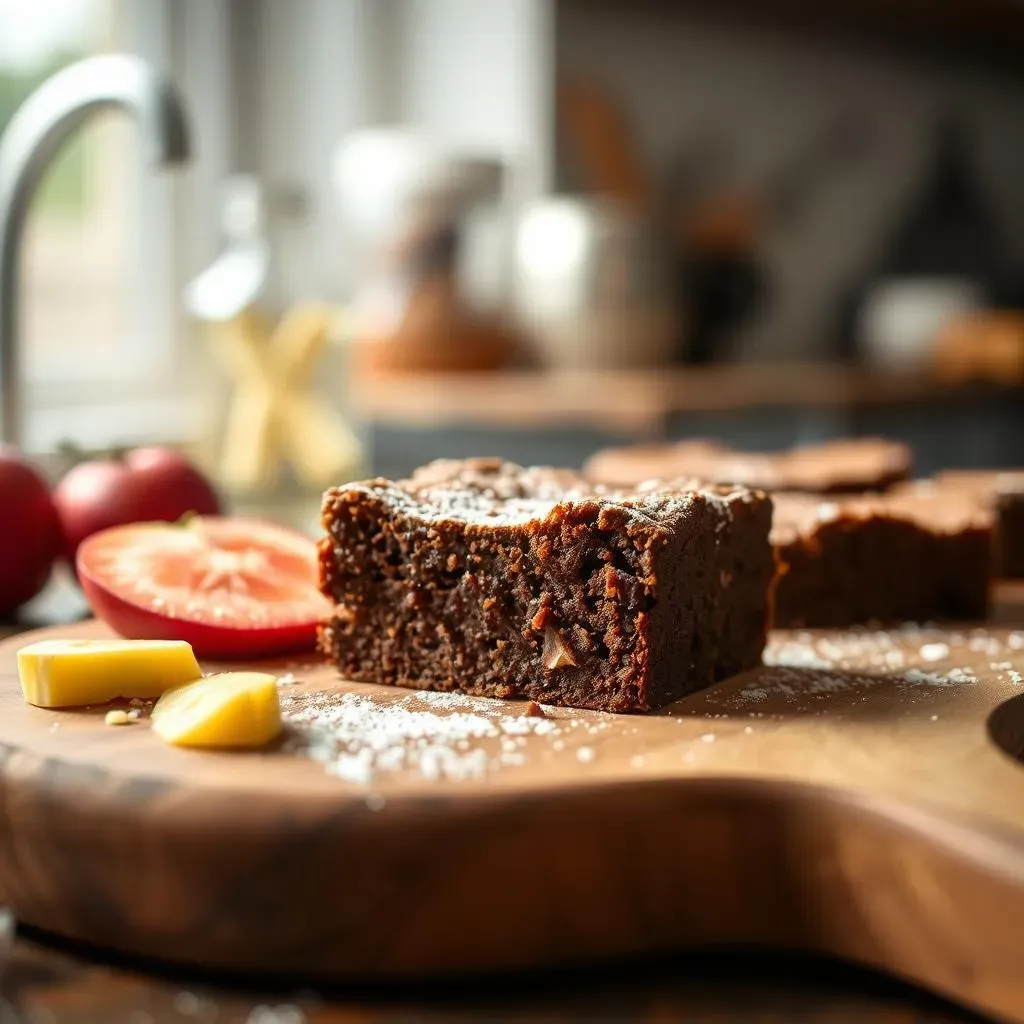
(54, 446, 221, 562)
(0, 447, 61, 615)
(78, 516, 330, 657)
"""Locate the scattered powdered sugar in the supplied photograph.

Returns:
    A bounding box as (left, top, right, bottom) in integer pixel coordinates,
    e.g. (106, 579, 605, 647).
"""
(500, 715, 559, 737)
(282, 689, 586, 784)
(765, 629, 925, 673)
(767, 626, 1024, 686)
(968, 633, 1006, 655)
(277, 673, 299, 686)
(764, 641, 831, 670)
(919, 642, 950, 662)
(902, 667, 976, 686)
(736, 653, 979, 706)
(736, 668, 876, 705)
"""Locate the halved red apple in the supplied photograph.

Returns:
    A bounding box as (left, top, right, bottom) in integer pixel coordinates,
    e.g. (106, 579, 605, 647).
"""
(77, 517, 332, 658)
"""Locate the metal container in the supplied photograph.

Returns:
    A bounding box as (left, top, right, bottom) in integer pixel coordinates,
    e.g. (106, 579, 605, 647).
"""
(512, 197, 680, 371)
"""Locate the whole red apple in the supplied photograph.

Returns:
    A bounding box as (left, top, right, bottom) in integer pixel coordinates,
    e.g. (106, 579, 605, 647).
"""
(0, 447, 62, 616)
(54, 446, 221, 562)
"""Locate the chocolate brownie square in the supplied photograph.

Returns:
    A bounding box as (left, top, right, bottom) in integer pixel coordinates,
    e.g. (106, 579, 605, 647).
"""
(318, 459, 775, 713)
(585, 437, 911, 495)
(923, 471, 1024, 579)
(771, 490, 993, 628)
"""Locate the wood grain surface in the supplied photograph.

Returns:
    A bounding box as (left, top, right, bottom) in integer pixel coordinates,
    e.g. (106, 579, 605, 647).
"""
(2, 620, 1024, 1021)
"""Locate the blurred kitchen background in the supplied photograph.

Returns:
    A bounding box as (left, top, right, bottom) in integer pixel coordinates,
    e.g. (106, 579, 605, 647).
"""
(5, 0, 1024, 511)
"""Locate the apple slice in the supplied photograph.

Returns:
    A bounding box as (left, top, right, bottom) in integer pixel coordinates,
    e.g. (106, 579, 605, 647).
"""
(77, 517, 332, 658)
(151, 671, 282, 749)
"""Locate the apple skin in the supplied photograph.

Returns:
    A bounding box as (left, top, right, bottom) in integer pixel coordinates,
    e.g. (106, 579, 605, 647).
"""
(77, 516, 329, 658)
(53, 447, 222, 562)
(0, 447, 62, 616)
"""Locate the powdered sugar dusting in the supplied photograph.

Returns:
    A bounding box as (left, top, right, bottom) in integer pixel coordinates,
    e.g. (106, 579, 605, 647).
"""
(765, 641, 831, 670)
(750, 626, 1024, 706)
(766, 625, 1020, 678)
(281, 688, 591, 784)
(902, 667, 976, 686)
(327, 458, 751, 535)
(919, 642, 950, 662)
(735, 667, 882, 705)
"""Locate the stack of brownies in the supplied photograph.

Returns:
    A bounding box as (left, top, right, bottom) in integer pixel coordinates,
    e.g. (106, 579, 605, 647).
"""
(584, 436, 995, 628)
(317, 438, 1011, 713)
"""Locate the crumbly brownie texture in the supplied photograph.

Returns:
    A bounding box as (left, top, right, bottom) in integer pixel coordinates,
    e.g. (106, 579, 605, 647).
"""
(771, 490, 993, 628)
(318, 458, 775, 713)
(908, 471, 1024, 580)
(584, 437, 912, 495)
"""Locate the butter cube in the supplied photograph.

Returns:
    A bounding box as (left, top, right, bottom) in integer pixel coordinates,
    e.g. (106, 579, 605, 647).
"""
(18, 639, 203, 709)
(151, 672, 282, 749)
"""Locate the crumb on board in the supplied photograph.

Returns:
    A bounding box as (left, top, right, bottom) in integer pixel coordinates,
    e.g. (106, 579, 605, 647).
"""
(105, 709, 132, 727)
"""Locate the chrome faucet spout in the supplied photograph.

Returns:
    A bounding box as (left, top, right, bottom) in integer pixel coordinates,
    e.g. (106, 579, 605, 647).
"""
(0, 54, 190, 448)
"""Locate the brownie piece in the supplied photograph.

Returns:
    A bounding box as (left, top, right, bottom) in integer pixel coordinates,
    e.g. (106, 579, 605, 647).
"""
(913, 471, 1024, 579)
(771, 490, 993, 628)
(318, 458, 775, 713)
(584, 437, 911, 494)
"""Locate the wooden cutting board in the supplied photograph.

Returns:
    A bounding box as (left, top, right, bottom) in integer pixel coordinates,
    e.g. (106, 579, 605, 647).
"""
(2, 621, 1024, 1022)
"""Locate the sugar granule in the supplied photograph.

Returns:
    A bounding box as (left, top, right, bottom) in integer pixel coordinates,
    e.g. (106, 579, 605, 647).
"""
(919, 642, 950, 662)
(283, 690, 570, 784)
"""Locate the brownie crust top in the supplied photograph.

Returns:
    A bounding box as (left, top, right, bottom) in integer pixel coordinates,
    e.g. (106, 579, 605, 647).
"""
(584, 437, 911, 494)
(771, 489, 993, 547)
(328, 457, 766, 532)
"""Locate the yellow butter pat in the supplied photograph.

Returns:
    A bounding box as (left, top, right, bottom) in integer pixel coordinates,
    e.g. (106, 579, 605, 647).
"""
(18, 638, 203, 709)
(151, 672, 282, 750)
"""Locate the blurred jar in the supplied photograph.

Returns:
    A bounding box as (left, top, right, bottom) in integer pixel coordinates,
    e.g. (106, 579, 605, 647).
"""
(333, 129, 516, 375)
(512, 197, 680, 371)
(859, 277, 982, 373)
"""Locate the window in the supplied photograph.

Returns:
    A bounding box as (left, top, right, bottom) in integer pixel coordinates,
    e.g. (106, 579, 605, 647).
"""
(2, 0, 541, 453)
(0, 0, 228, 453)
(0, 0, 135, 382)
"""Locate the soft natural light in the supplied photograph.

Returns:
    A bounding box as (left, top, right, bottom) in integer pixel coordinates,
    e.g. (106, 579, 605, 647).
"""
(0, 0, 136, 385)
(0, 0, 108, 71)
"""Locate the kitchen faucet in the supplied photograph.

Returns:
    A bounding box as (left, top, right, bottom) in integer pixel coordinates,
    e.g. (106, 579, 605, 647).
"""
(0, 54, 190, 448)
